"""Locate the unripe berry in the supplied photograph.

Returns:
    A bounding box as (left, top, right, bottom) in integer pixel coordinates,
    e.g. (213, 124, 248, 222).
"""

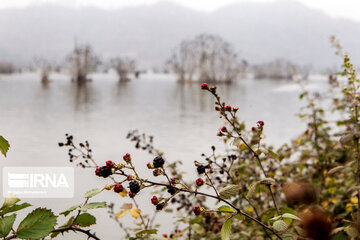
(196, 178, 204, 186)
(257, 120, 264, 126)
(215, 106, 220, 111)
(127, 175, 135, 181)
(123, 153, 131, 163)
(106, 160, 114, 168)
(128, 192, 136, 198)
(153, 169, 161, 176)
(151, 196, 158, 205)
(114, 184, 124, 193)
(193, 206, 202, 215)
(147, 162, 154, 169)
(201, 83, 208, 90)
(105, 184, 112, 190)
(171, 177, 176, 184)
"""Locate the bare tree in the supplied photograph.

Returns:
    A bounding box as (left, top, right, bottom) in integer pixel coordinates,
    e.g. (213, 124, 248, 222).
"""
(168, 34, 245, 83)
(67, 43, 99, 83)
(253, 59, 299, 80)
(111, 58, 136, 82)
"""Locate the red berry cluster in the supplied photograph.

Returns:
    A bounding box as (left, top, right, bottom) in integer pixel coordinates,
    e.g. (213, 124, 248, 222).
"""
(151, 196, 158, 205)
(114, 184, 124, 193)
(196, 178, 204, 187)
(193, 206, 201, 215)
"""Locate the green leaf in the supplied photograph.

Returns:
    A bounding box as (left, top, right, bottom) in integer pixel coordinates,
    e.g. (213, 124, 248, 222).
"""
(0, 203, 31, 216)
(74, 213, 96, 227)
(218, 205, 234, 214)
(16, 208, 57, 239)
(84, 188, 103, 198)
(221, 218, 232, 240)
(258, 178, 276, 185)
(0, 136, 10, 157)
(80, 202, 107, 211)
(1, 195, 20, 210)
(0, 214, 16, 237)
(59, 204, 81, 216)
(219, 185, 241, 199)
(282, 213, 301, 221)
(247, 182, 258, 198)
(192, 223, 205, 234)
(136, 229, 158, 236)
(273, 220, 288, 233)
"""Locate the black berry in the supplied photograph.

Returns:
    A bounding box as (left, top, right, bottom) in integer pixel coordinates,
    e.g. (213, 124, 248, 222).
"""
(129, 180, 141, 194)
(153, 156, 165, 168)
(167, 186, 176, 195)
(96, 166, 112, 178)
(197, 165, 206, 174)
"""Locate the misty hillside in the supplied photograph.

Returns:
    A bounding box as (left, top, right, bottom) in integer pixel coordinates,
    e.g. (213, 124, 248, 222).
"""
(0, 0, 359, 69)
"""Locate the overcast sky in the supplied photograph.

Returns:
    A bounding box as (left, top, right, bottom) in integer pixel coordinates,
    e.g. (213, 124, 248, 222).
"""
(0, 0, 359, 21)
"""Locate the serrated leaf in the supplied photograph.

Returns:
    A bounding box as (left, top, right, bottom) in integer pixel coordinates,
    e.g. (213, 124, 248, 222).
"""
(1, 195, 20, 210)
(221, 218, 232, 240)
(136, 229, 157, 236)
(84, 188, 103, 198)
(282, 213, 301, 221)
(0, 136, 10, 157)
(115, 210, 129, 219)
(130, 208, 141, 219)
(273, 220, 288, 233)
(0, 203, 31, 216)
(340, 134, 354, 146)
(192, 223, 205, 234)
(59, 204, 81, 216)
(0, 214, 16, 237)
(258, 178, 276, 185)
(218, 205, 234, 214)
(328, 166, 344, 175)
(16, 208, 57, 239)
(247, 182, 258, 198)
(74, 213, 96, 227)
(219, 185, 241, 199)
(80, 202, 106, 211)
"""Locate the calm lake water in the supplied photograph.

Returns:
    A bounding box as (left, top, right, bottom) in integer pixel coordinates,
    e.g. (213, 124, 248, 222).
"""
(0, 72, 328, 239)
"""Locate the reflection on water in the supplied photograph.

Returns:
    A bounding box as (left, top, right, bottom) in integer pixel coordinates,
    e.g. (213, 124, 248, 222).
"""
(0, 73, 328, 239)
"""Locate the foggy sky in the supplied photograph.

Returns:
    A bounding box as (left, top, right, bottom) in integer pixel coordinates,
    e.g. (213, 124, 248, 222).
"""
(0, 0, 359, 22)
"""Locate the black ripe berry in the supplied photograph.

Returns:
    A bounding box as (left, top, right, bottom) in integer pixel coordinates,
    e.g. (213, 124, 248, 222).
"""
(167, 186, 176, 195)
(156, 202, 165, 210)
(197, 165, 206, 174)
(129, 180, 141, 194)
(153, 156, 165, 168)
(97, 166, 112, 178)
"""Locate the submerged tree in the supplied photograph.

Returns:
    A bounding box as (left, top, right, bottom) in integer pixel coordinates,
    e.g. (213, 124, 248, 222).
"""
(67, 44, 99, 83)
(111, 58, 136, 82)
(168, 34, 245, 83)
(253, 59, 300, 80)
(34, 59, 52, 83)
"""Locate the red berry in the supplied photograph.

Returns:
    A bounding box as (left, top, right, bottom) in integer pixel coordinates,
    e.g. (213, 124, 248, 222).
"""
(196, 178, 204, 186)
(193, 206, 201, 215)
(163, 234, 168, 238)
(95, 167, 100, 176)
(151, 196, 158, 205)
(251, 127, 256, 131)
(225, 105, 232, 111)
(201, 83, 208, 90)
(153, 169, 161, 176)
(221, 126, 227, 132)
(123, 153, 131, 162)
(257, 121, 264, 126)
(171, 177, 176, 184)
(147, 163, 152, 169)
(106, 160, 114, 168)
(114, 184, 123, 193)
(215, 106, 220, 111)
